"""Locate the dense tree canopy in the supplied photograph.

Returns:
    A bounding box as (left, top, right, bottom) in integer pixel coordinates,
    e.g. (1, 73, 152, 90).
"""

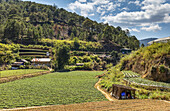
(0, 0, 139, 50)
(54, 45, 70, 71)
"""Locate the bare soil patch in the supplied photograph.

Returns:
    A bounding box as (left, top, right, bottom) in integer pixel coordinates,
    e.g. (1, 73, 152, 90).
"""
(3, 100, 170, 111)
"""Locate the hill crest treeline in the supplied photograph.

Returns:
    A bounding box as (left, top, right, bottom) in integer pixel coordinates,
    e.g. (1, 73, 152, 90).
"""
(0, 0, 139, 50)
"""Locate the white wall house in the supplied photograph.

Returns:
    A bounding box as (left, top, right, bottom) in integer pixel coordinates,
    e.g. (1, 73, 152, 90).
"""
(31, 58, 51, 67)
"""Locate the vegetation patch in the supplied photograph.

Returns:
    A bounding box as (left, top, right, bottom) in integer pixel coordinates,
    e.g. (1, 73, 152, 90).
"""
(123, 71, 170, 88)
(120, 42, 170, 83)
(122, 71, 140, 78)
(124, 77, 170, 88)
(0, 69, 46, 78)
(0, 71, 107, 109)
(0, 70, 50, 84)
(100, 54, 170, 100)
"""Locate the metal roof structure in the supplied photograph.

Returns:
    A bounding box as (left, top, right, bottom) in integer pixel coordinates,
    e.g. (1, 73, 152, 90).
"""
(21, 59, 28, 63)
(31, 58, 51, 62)
(112, 84, 136, 91)
(148, 36, 170, 45)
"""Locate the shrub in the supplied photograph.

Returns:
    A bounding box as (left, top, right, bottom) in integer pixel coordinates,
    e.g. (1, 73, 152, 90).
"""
(83, 62, 93, 70)
(106, 63, 113, 69)
(159, 65, 166, 73)
(69, 56, 78, 65)
(19, 65, 25, 69)
(83, 56, 92, 62)
(151, 66, 157, 74)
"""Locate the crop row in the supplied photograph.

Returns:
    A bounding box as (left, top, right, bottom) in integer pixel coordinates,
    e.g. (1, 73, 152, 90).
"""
(20, 55, 48, 57)
(0, 69, 46, 78)
(122, 71, 140, 78)
(0, 71, 106, 109)
(19, 52, 47, 55)
(124, 78, 170, 88)
(19, 48, 49, 53)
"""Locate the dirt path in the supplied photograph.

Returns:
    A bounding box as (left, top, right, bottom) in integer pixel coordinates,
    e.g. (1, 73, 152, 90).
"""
(94, 79, 116, 101)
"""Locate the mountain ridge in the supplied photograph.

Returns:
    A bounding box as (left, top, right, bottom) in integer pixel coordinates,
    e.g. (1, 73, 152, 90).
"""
(139, 38, 158, 46)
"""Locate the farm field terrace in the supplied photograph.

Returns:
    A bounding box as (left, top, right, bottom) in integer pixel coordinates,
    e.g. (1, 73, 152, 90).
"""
(123, 71, 170, 88)
(0, 71, 107, 109)
(0, 69, 47, 78)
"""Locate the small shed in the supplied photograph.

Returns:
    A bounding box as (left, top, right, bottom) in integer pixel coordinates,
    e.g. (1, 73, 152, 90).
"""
(11, 59, 28, 67)
(99, 55, 111, 59)
(76, 63, 84, 66)
(111, 84, 136, 99)
(11, 62, 24, 67)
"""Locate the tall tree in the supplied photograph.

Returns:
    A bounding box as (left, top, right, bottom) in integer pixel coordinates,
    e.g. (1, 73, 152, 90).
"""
(3, 20, 21, 42)
(102, 26, 112, 42)
(141, 43, 145, 47)
(82, 19, 93, 31)
(54, 45, 70, 71)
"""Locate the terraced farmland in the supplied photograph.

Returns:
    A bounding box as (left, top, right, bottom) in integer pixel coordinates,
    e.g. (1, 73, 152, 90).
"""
(19, 48, 50, 57)
(123, 71, 170, 88)
(122, 71, 140, 78)
(0, 71, 107, 109)
(124, 77, 170, 88)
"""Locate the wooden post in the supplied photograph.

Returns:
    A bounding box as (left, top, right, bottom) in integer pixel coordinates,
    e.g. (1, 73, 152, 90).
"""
(133, 90, 135, 99)
(118, 88, 121, 99)
(114, 87, 117, 97)
(112, 84, 114, 96)
(125, 90, 127, 99)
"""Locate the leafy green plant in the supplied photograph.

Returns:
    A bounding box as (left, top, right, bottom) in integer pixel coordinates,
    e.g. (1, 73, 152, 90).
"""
(159, 65, 166, 73)
(0, 71, 106, 109)
(0, 69, 46, 78)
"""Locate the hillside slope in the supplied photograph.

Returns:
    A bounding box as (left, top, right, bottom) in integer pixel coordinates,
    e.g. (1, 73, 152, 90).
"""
(121, 42, 170, 83)
(139, 38, 157, 46)
(0, 0, 139, 50)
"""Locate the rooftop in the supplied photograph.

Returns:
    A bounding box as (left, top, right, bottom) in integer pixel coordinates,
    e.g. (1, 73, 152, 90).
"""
(112, 84, 136, 91)
(31, 58, 51, 62)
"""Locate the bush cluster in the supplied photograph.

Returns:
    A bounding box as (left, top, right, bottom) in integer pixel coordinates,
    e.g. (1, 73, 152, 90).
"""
(19, 65, 49, 70)
(40, 38, 103, 52)
(67, 55, 108, 71)
(0, 43, 20, 65)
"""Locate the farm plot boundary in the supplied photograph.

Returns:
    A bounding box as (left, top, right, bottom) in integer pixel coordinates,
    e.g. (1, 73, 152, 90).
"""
(122, 71, 170, 89)
(0, 71, 50, 84)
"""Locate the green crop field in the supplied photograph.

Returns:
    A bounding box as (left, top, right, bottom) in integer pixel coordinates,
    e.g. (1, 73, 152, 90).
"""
(122, 71, 140, 78)
(123, 71, 170, 88)
(124, 77, 170, 88)
(0, 69, 46, 78)
(0, 71, 107, 109)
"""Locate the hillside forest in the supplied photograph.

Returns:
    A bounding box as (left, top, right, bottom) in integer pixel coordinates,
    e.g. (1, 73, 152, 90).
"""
(0, 0, 139, 50)
(0, 0, 170, 103)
